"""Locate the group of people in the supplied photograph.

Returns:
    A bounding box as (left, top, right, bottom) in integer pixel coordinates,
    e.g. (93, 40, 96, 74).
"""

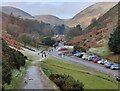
(41, 51, 47, 58)
(37, 50, 47, 58)
(38, 47, 55, 58)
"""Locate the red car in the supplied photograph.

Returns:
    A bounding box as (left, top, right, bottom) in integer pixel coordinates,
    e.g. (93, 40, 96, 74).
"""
(93, 59, 99, 63)
(58, 48, 68, 51)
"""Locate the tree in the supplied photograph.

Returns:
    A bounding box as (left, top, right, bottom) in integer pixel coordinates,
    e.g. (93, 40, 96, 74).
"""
(53, 24, 65, 35)
(6, 24, 20, 38)
(91, 18, 97, 24)
(73, 42, 80, 52)
(18, 33, 31, 46)
(108, 26, 120, 54)
(65, 26, 82, 41)
(76, 24, 82, 31)
(42, 36, 55, 46)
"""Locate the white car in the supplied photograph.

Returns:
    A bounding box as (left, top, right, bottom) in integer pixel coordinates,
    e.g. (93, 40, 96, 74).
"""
(82, 55, 89, 60)
(97, 59, 107, 64)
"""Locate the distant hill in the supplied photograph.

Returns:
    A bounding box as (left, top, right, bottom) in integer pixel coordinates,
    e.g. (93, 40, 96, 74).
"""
(69, 2, 119, 49)
(66, 2, 117, 29)
(0, 6, 34, 19)
(34, 15, 64, 25)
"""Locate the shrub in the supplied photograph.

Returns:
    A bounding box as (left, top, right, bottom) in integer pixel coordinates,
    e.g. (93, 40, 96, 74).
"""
(42, 36, 55, 46)
(2, 39, 27, 86)
(49, 74, 84, 91)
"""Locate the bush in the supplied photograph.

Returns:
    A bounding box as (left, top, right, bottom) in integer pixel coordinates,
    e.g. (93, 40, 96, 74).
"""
(42, 36, 55, 46)
(2, 39, 27, 86)
(49, 74, 84, 91)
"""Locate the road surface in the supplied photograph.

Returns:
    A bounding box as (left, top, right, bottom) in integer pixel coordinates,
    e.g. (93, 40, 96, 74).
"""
(51, 48, 118, 76)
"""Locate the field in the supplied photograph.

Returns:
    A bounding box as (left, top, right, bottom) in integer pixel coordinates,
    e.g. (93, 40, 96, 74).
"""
(41, 57, 118, 89)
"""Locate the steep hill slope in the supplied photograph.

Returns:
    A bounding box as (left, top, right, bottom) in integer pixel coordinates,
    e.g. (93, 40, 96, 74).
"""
(34, 15, 64, 25)
(69, 2, 119, 49)
(66, 2, 117, 29)
(0, 6, 34, 19)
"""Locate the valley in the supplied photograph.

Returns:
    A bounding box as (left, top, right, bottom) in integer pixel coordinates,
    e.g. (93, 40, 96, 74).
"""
(1, 1, 120, 90)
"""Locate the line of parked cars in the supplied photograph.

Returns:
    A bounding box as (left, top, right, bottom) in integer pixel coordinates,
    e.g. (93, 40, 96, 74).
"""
(72, 51, 120, 70)
(72, 51, 120, 82)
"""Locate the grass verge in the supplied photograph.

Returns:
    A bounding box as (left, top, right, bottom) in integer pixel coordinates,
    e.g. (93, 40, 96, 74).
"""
(89, 47, 120, 63)
(3, 60, 32, 89)
(41, 57, 118, 89)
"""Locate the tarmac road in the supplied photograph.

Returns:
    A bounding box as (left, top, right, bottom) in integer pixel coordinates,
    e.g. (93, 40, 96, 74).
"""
(51, 49, 118, 77)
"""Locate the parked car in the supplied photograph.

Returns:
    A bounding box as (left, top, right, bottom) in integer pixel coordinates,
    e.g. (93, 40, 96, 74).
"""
(93, 59, 99, 63)
(92, 58, 100, 63)
(110, 64, 120, 70)
(87, 55, 96, 61)
(82, 55, 89, 60)
(72, 51, 77, 54)
(92, 57, 101, 63)
(74, 52, 81, 57)
(116, 76, 120, 82)
(57, 47, 68, 51)
(78, 52, 85, 58)
(58, 52, 63, 56)
(105, 62, 114, 68)
(97, 59, 107, 64)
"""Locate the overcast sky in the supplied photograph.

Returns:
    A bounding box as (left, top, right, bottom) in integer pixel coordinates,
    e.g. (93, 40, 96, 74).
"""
(1, 0, 119, 19)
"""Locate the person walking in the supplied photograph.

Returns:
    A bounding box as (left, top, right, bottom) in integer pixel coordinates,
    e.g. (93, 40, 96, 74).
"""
(44, 52, 47, 58)
(41, 53, 44, 58)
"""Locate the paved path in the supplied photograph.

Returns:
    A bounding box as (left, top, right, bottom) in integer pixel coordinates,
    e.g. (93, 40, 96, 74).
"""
(20, 48, 52, 89)
(23, 60, 44, 89)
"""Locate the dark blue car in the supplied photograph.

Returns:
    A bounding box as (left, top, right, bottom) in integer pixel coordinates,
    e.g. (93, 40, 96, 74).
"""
(72, 51, 77, 54)
(91, 56, 101, 61)
(116, 76, 120, 82)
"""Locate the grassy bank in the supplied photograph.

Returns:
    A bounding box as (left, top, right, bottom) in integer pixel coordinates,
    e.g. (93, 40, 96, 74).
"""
(41, 57, 118, 89)
(89, 47, 120, 63)
(3, 60, 31, 89)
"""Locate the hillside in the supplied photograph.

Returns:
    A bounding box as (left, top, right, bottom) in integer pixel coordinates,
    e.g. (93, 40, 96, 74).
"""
(34, 15, 64, 25)
(66, 2, 117, 29)
(0, 6, 34, 19)
(69, 2, 119, 49)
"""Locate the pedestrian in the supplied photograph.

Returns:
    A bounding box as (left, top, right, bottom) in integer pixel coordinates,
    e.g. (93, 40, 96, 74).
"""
(24, 80, 27, 84)
(44, 53, 47, 58)
(41, 53, 44, 58)
(43, 52, 47, 58)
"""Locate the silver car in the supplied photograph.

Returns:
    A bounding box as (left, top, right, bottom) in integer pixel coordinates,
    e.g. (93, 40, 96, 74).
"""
(110, 64, 120, 70)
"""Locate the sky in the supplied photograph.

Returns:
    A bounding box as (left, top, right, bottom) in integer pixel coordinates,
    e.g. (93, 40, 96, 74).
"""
(0, 0, 119, 19)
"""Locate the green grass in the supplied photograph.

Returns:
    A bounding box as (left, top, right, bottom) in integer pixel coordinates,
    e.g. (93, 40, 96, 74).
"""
(89, 47, 110, 57)
(4, 68, 25, 89)
(41, 57, 118, 89)
(4, 60, 32, 89)
(89, 47, 120, 63)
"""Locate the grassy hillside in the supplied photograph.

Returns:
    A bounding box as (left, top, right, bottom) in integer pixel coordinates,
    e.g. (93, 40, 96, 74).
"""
(41, 57, 118, 89)
(34, 15, 64, 25)
(69, 3, 119, 63)
(1, 6, 34, 19)
(66, 2, 117, 29)
(69, 2, 119, 49)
